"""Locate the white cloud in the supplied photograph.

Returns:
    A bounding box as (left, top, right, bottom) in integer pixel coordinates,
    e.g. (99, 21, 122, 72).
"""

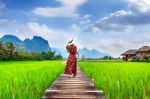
(32, 0, 88, 18)
(82, 14, 91, 19)
(50, 0, 150, 56)
(79, 19, 90, 25)
(16, 22, 76, 48)
(96, 39, 129, 55)
(0, 19, 9, 24)
(128, 0, 150, 13)
(109, 10, 132, 17)
(92, 10, 134, 32)
(93, 36, 150, 57)
(26, 22, 53, 38)
(0, 19, 16, 26)
(33, 7, 78, 17)
(58, 0, 87, 9)
(90, 26, 102, 34)
(69, 24, 82, 32)
(87, 0, 150, 33)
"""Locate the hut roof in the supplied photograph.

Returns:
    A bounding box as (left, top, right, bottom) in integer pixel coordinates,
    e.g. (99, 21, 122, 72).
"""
(138, 46, 150, 52)
(121, 49, 137, 56)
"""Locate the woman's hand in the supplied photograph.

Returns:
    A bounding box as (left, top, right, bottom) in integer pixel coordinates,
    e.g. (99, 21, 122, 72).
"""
(68, 39, 73, 44)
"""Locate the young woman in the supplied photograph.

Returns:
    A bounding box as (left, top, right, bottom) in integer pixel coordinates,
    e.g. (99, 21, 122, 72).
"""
(64, 40, 78, 78)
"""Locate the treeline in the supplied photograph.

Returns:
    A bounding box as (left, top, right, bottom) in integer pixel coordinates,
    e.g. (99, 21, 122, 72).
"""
(80, 55, 122, 61)
(0, 41, 63, 61)
(81, 55, 114, 60)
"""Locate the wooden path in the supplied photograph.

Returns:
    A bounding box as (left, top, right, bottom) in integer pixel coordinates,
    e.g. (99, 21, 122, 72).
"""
(42, 66, 104, 99)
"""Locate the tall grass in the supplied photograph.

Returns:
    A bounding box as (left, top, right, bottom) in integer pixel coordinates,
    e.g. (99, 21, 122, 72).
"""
(0, 61, 65, 99)
(79, 61, 150, 99)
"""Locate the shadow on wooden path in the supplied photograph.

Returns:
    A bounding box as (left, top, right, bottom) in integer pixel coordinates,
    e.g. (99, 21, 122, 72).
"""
(42, 66, 104, 99)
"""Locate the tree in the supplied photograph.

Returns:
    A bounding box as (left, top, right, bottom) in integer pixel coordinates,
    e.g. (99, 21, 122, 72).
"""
(30, 52, 41, 60)
(0, 41, 9, 60)
(0, 41, 3, 50)
(40, 51, 56, 60)
(5, 42, 15, 60)
(48, 51, 56, 60)
(0, 41, 63, 61)
(55, 54, 63, 60)
(146, 54, 150, 62)
(0, 41, 3, 60)
(39, 51, 63, 60)
(102, 56, 113, 60)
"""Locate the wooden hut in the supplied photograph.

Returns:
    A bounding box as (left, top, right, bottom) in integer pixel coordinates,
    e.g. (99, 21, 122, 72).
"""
(136, 46, 150, 60)
(121, 49, 137, 61)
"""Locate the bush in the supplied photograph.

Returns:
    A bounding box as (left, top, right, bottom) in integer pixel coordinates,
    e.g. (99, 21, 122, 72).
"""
(146, 54, 150, 62)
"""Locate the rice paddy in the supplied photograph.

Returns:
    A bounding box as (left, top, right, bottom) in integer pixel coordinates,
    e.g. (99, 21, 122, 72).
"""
(79, 61, 150, 99)
(0, 61, 65, 99)
(1, 60, 150, 99)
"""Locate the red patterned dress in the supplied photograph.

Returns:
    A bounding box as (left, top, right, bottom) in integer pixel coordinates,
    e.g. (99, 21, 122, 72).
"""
(64, 44, 77, 76)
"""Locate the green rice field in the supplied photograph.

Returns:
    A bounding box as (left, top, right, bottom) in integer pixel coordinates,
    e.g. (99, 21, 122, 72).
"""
(0, 61, 65, 99)
(1, 61, 150, 99)
(79, 61, 150, 99)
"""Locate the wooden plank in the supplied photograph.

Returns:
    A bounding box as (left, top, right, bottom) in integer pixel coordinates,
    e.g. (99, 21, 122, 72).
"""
(52, 83, 94, 86)
(44, 90, 103, 95)
(42, 95, 99, 99)
(54, 81, 93, 84)
(42, 66, 104, 99)
(50, 85, 96, 90)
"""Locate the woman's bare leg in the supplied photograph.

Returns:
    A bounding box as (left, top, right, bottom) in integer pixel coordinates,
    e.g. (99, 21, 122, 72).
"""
(70, 74, 74, 79)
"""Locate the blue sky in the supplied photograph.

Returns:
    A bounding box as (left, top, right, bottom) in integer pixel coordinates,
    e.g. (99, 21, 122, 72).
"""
(0, 0, 150, 57)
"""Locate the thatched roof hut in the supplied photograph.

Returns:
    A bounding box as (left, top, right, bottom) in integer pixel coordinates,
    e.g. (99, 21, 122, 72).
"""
(138, 46, 150, 52)
(121, 46, 150, 61)
(121, 49, 137, 56)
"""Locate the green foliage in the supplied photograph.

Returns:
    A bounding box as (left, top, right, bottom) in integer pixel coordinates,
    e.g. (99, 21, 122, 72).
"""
(40, 51, 63, 60)
(0, 61, 65, 99)
(0, 41, 63, 61)
(131, 57, 139, 62)
(101, 56, 113, 60)
(40, 51, 55, 60)
(79, 61, 150, 99)
(146, 54, 150, 62)
(0, 41, 3, 60)
(5, 42, 15, 59)
(54, 54, 63, 60)
(0, 41, 15, 60)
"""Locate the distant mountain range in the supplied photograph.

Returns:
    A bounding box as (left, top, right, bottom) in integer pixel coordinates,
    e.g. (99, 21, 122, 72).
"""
(78, 47, 108, 59)
(52, 47, 108, 59)
(0, 35, 109, 58)
(0, 35, 50, 52)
